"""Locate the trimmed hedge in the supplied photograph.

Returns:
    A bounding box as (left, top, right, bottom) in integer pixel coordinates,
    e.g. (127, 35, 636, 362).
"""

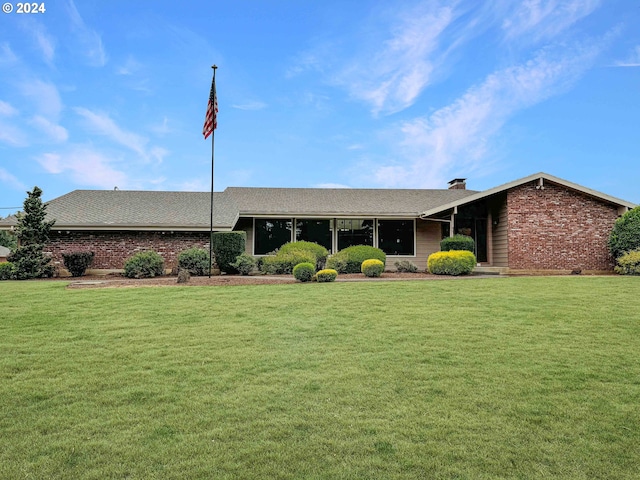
(614, 250, 640, 275)
(427, 250, 476, 276)
(211, 232, 246, 274)
(293, 262, 315, 282)
(361, 258, 384, 277)
(124, 251, 165, 278)
(394, 259, 418, 273)
(0, 261, 15, 280)
(178, 247, 210, 276)
(62, 251, 95, 277)
(440, 234, 475, 252)
(230, 253, 257, 276)
(326, 245, 386, 274)
(608, 206, 640, 259)
(316, 269, 338, 282)
(261, 250, 316, 275)
(279, 241, 328, 270)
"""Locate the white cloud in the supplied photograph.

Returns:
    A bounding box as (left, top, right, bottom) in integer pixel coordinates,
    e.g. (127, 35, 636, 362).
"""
(333, 2, 458, 115)
(22, 20, 56, 65)
(372, 39, 605, 188)
(30, 116, 69, 143)
(0, 100, 18, 116)
(20, 80, 63, 118)
(0, 167, 27, 191)
(0, 43, 18, 66)
(66, 0, 107, 67)
(74, 107, 149, 159)
(0, 121, 28, 147)
(116, 55, 141, 75)
(502, 0, 601, 42)
(38, 149, 127, 188)
(613, 45, 640, 67)
(74, 107, 168, 164)
(231, 101, 267, 111)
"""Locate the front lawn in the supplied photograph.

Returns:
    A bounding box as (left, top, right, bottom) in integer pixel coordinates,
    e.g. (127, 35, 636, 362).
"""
(1, 277, 639, 478)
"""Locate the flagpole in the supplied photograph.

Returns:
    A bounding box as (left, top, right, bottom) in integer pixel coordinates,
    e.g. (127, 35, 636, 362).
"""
(208, 65, 217, 278)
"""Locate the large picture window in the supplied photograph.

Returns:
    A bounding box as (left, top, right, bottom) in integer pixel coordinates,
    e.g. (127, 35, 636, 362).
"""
(295, 219, 332, 252)
(254, 219, 292, 254)
(377, 220, 415, 255)
(337, 219, 373, 250)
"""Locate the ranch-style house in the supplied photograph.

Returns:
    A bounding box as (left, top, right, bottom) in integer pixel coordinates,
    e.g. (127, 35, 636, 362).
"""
(0, 172, 635, 275)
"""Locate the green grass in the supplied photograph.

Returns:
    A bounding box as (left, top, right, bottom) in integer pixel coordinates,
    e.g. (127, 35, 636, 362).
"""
(1, 277, 639, 479)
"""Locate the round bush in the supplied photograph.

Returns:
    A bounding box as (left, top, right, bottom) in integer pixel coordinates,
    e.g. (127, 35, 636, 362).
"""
(0, 261, 15, 280)
(62, 251, 95, 277)
(427, 250, 476, 276)
(293, 262, 315, 282)
(279, 241, 328, 270)
(361, 258, 384, 277)
(440, 234, 475, 252)
(178, 247, 210, 276)
(326, 245, 386, 274)
(316, 269, 338, 283)
(124, 251, 165, 278)
(608, 206, 640, 259)
(614, 249, 640, 275)
(394, 260, 418, 273)
(260, 250, 316, 275)
(230, 253, 257, 275)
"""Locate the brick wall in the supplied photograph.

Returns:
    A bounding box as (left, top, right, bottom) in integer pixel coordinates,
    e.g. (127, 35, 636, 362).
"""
(46, 231, 210, 271)
(506, 182, 619, 271)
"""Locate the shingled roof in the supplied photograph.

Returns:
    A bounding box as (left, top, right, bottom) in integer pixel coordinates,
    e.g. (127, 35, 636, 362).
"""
(0, 186, 478, 231)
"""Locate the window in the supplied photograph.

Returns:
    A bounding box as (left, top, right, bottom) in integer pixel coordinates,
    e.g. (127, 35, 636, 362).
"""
(295, 219, 332, 252)
(378, 220, 415, 255)
(254, 219, 292, 254)
(336, 219, 373, 250)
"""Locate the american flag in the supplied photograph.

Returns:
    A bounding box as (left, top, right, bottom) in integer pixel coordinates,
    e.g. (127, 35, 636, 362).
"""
(202, 75, 217, 139)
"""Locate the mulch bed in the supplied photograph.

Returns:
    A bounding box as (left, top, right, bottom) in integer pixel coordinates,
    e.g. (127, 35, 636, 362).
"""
(62, 271, 454, 289)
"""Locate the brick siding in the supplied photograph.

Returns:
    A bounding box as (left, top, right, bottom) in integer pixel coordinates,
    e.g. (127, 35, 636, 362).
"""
(46, 231, 210, 271)
(506, 182, 618, 271)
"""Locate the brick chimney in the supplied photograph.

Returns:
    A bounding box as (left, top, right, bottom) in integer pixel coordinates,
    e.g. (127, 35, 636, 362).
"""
(447, 178, 466, 190)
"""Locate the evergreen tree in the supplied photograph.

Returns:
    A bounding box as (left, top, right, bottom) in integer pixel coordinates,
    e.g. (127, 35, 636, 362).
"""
(8, 187, 56, 279)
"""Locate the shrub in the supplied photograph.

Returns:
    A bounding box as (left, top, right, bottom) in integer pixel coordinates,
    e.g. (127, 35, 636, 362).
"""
(608, 206, 640, 259)
(440, 234, 475, 252)
(124, 251, 165, 278)
(8, 245, 55, 280)
(614, 250, 640, 275)
(394, 260, 418, 273)
(361, 258, 384, 277)
(211, 232, 246, 274)
(326, 245, 386, 274)
(316, 269, 338, 282)
(261, 250, 316, 275)
(293, 262, 315, 282)
(0, 261, 15, 280)
(427, 250, 476, 276)
(62, 251, 95, 277)
(178, 247, 210, 276)
(279, 241, 328, 270)
(230, 253, 257, 276)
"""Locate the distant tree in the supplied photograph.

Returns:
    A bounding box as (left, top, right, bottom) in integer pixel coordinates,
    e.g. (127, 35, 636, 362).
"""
(8, 187, 56, 279)
(0, 223, 17, 251)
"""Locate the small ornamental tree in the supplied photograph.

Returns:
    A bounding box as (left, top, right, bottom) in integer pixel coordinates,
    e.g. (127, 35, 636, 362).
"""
(211, 232, 246, 274)
(608, 206, 640, 260)
(8, 187, 56, 279)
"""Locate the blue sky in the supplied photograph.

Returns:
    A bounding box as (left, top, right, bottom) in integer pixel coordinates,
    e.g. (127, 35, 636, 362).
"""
(1, 0, 639, 215)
